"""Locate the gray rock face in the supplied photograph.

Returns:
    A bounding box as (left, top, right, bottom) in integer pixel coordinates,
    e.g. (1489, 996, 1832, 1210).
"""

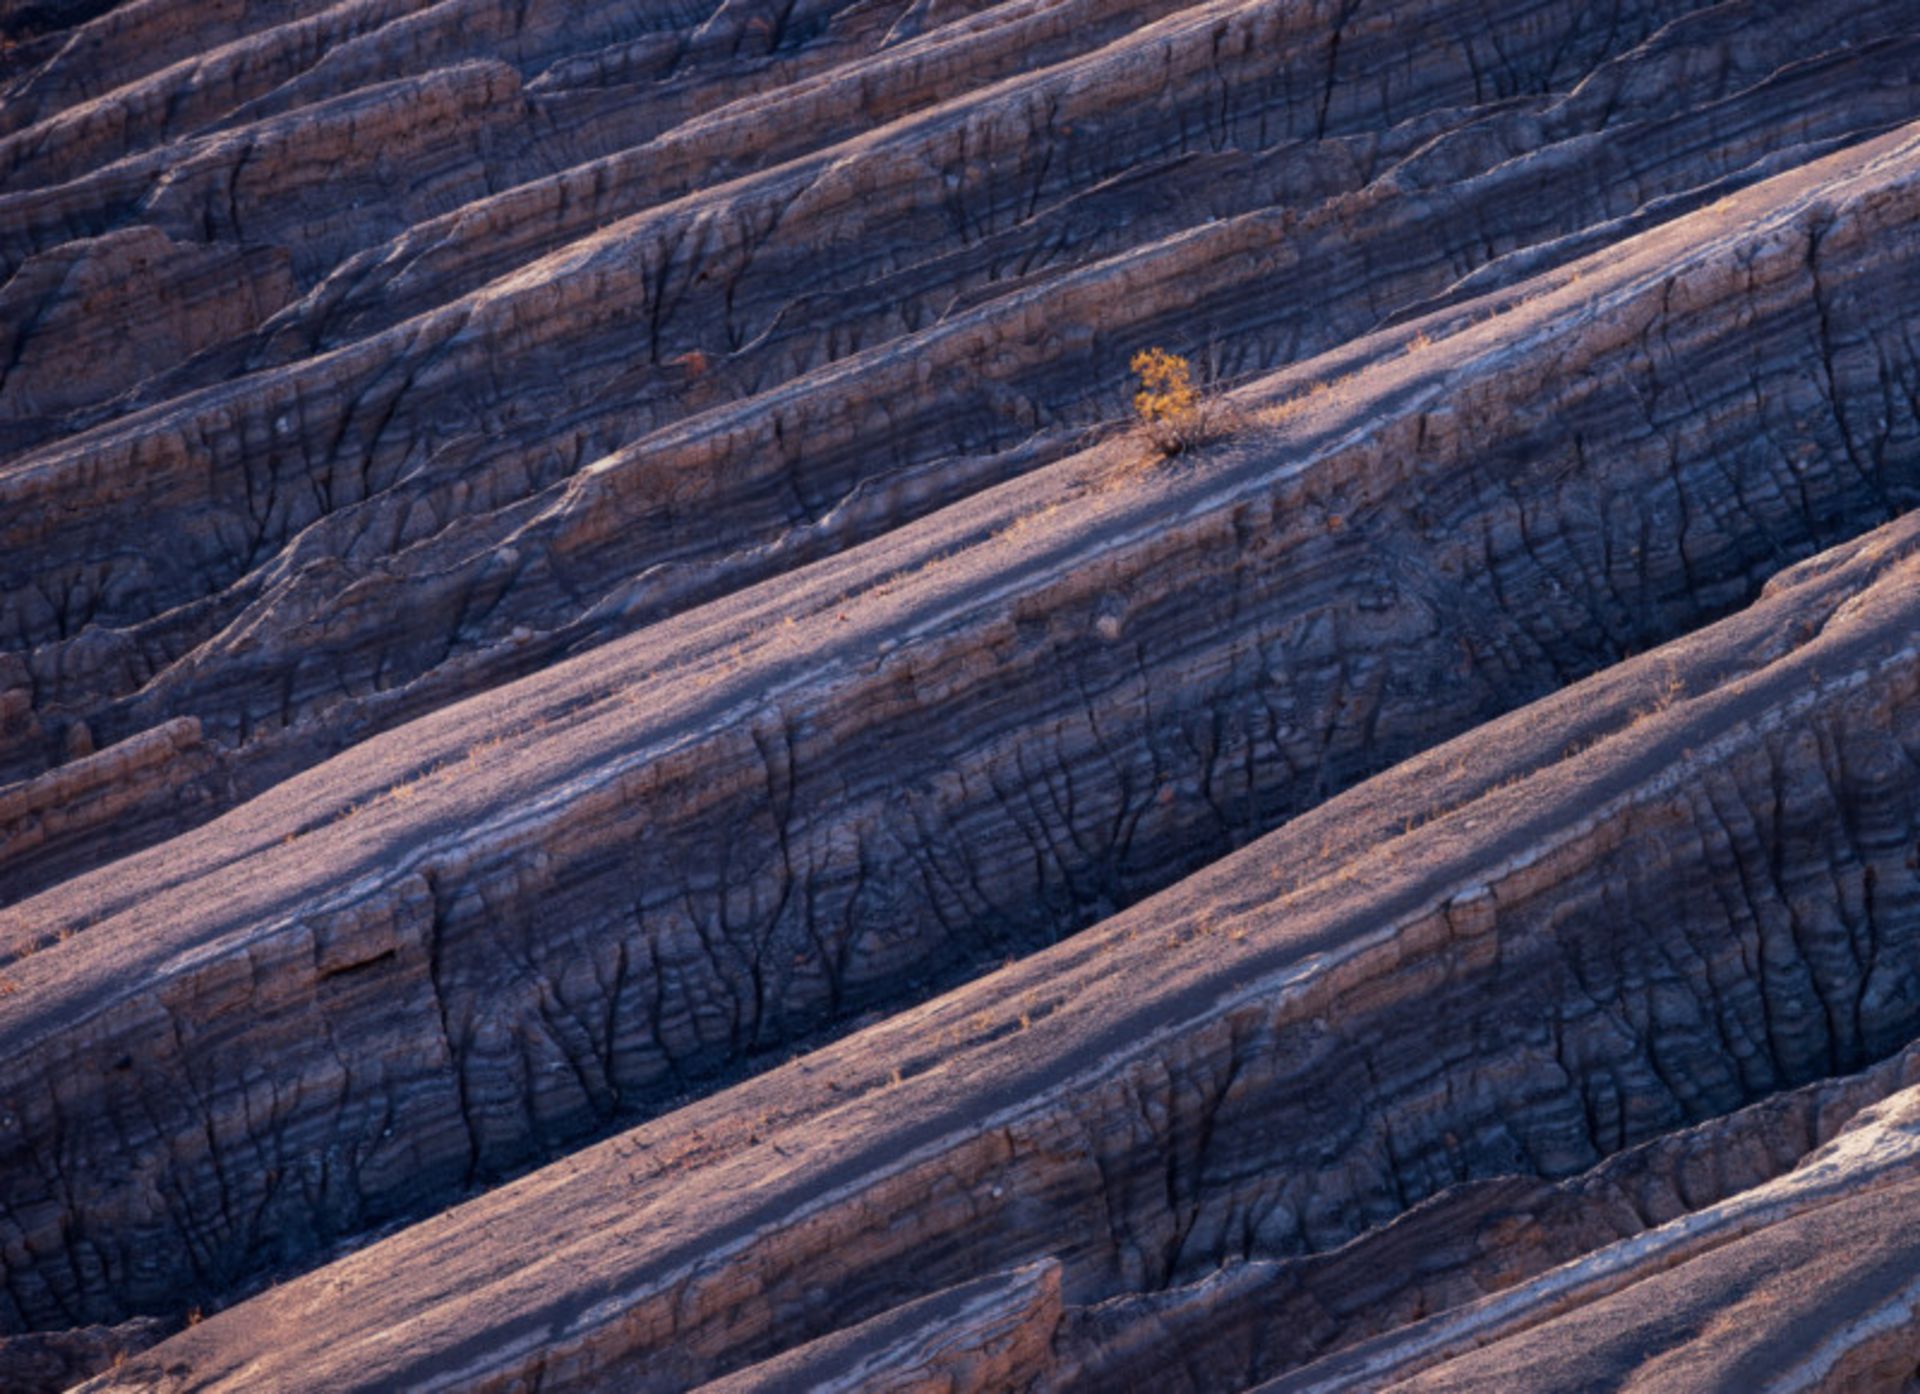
(5, 0, 1919, 890)
(6, 0, 1920, 1389)
(55, 501, 1920, 1394)
(0, 1316, 166, 1394)
(5, 124, 1920, 1336)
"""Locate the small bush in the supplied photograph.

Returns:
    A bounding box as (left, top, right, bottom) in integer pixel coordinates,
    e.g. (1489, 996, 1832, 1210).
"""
(1130, 347, 1235, 457)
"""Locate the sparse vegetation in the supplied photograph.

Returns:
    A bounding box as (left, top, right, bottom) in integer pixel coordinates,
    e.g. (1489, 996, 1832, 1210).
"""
(997, 500, 1062, 542)
(1129, 347, 1237, 458)
(1255, 375, 1341, 427)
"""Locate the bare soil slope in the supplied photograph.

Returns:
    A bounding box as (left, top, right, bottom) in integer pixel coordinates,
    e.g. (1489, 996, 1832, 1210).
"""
(3, 0, 1920, 1389)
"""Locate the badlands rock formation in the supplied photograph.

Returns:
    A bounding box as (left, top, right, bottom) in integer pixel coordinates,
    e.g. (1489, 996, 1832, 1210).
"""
(3, 0, 1920, 1389)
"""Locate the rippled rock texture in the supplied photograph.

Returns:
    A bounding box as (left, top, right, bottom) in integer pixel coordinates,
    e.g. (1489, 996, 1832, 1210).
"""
(5, 0, 1920, 1388)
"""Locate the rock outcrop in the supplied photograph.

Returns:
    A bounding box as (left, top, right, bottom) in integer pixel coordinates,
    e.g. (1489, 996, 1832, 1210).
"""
(6, 0, 1920, 1388)
(6, 0, 1920, 896)
(5, 122, 1920, 1334)
(58, 497, 1920, 1392)
(0, 1317, 166, 1394)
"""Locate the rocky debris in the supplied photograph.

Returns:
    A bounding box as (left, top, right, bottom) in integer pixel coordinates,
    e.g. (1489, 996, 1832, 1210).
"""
(9, 0, 1920, 1387)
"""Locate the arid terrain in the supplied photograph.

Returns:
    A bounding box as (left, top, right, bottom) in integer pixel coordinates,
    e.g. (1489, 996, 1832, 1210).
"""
(4, 0, 1920, 1389)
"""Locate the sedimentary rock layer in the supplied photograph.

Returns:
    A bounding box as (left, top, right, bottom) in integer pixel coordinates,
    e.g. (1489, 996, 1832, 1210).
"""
(1254, 1097, 1920, 1393)
(7, 119, 1920, 1340)
(10, 0, 1920, 1387)
(77, 484, 1920, 1392)
(5, 0, 1918, 900)
(1055, 1035, 1920, 1391)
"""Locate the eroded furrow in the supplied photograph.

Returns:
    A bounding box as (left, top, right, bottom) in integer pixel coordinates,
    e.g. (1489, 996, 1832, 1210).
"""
(4, 0, 1916, 901)
(74, 475, 1920, 1394)
(2, 127, 1919, 1337)
(8, 1, 1920, 1388)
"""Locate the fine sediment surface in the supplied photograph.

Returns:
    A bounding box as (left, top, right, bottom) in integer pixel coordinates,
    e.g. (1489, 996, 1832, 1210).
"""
(6, 0, 1920, 1388)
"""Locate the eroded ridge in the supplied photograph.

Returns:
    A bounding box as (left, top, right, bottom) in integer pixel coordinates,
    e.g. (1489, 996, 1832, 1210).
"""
(76, 483, 1920, 1393)
(4, 120, 1920, 1344)
(3, 0, 1918, 896)
(8, 0, 1920, 1388)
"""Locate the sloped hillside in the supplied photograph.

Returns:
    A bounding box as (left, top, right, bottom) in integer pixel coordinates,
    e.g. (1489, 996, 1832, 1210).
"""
(2, 0, 1920, 1389)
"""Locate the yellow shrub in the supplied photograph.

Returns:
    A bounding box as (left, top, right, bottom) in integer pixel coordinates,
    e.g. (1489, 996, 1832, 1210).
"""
(1128, 347, 1232, 458)
(1131, 347, 1199, 426)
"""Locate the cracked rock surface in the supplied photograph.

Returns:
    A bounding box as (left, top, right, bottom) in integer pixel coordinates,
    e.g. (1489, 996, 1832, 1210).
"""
(5, 0, 1920, 1389)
